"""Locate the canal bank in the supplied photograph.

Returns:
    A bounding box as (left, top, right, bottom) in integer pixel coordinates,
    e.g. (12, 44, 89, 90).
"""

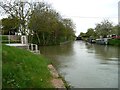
(40, 41, 119, 88)
(48, 64, 69, 88)
(2, 45, 67, 88)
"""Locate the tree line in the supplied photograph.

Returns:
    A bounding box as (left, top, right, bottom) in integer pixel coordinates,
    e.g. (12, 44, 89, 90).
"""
(79, 20, 120, 39)
(1, 1, 76, 45)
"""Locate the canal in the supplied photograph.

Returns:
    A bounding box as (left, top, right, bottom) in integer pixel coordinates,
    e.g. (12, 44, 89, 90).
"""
(40, 41, 119, 88)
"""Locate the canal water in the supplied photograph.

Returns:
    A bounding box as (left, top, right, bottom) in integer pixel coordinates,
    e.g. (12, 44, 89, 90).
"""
(40, 41, 119, 88)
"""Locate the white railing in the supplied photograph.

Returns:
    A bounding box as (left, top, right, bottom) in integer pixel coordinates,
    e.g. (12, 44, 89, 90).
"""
(28, 44, 40, 54)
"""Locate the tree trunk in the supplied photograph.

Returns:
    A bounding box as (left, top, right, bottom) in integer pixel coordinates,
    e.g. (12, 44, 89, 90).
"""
(46, 34, 50, 45)
(42, 32, 45, 45)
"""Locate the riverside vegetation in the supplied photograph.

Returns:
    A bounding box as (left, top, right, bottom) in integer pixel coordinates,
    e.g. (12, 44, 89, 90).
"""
(79, 20, 120, 46)
(1, 1, 76, 46)
(2, 45, 54, 88)
(1, 0, 75, 88)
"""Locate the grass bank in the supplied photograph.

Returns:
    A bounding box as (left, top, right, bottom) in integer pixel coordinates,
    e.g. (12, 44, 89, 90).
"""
(0, 42, 2, 89)
(2, 45, 54, 88)
(108, 39, 120, 46)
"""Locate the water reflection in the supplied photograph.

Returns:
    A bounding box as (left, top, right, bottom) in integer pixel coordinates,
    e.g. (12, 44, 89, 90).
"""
(40, 41, 118, 88)
(40, 42, 75, 67)
(40, 42, 74, 56)
(85, 43, 119, 65)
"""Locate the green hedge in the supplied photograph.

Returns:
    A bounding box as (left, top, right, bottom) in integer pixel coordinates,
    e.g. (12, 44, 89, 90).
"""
(2, 40, 21, 43)
(1, 35, 21, 43)
(1, 35, 8, 40)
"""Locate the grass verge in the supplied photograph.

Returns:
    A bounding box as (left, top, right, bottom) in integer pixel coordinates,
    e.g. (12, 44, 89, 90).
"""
(2, 45, 53, 88)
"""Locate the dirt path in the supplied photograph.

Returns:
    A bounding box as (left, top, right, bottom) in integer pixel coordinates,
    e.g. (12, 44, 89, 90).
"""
(48, 64, 66, 88)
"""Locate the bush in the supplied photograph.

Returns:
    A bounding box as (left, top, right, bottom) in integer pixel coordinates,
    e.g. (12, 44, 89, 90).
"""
(1, 35, 8, 40)
(1, 35, 21, 43)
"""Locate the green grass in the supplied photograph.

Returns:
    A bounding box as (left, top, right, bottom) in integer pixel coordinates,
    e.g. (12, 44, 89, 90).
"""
(108, 39, 120, 46)
(0, 43, 2, 89)
(2, 45, 53, 88)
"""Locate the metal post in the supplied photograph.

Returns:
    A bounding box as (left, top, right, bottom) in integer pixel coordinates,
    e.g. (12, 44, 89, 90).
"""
(27, 44, 29, 50)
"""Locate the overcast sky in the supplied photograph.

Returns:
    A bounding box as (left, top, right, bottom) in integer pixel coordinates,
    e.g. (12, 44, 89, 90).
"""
(0, 0, 119, 36)
(43, 0, 119, 36)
